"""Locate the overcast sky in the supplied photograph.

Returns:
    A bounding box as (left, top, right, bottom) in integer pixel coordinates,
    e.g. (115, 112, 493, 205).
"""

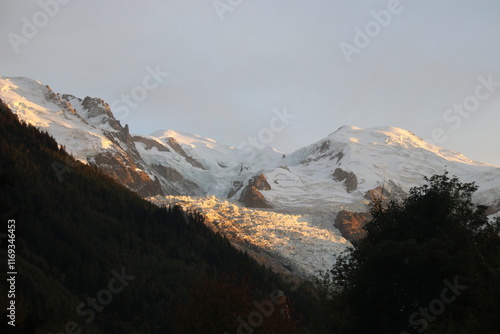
(1, 0, 499, 165)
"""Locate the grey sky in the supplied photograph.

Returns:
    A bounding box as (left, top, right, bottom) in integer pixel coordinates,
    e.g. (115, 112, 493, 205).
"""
(1, 0, 499, 165)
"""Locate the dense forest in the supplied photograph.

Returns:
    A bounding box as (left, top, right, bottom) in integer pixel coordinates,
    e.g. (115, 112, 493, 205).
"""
(1, 98, 499, 333)
(0, 99, 313, 333)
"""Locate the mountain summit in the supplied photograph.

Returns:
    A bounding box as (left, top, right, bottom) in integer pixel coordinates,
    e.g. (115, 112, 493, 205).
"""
(2, 75, 499, 277)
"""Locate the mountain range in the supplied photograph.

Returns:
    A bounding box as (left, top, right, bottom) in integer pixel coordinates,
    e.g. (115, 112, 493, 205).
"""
(2, 75, 499, 278)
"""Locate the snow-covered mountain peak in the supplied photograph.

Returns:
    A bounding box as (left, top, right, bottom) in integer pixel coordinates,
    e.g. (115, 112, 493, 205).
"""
(2, 75, 500, 278)
(328, 125, 495, 168)
(327, 125, 423, 147)
(0, 76, 45, 98)
(1, 76, 74, 117)
(148, 128, 285, 171)
(151, 129, 226, 150)
(289, 125, 496, 170)
(0, 75, 165, 196)
(329, 124, 362, 136)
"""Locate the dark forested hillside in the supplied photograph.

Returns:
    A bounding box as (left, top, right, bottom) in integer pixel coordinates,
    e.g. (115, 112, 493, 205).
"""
(3, 95, 499, 334)
(0, 99, 307, 333)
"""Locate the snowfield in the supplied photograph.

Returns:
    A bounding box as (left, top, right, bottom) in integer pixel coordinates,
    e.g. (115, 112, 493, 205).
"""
(2, 75, 499, 278)
(148, 195, 351, 277)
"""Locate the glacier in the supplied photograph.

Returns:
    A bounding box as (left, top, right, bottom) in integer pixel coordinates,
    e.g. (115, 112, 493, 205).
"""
(2, 75, 499, 278)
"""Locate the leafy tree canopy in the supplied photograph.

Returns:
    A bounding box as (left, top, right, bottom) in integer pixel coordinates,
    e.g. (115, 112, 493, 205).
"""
(323, 173, 500, 333)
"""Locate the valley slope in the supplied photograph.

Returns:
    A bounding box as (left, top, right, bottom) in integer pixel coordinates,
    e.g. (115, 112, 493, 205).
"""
(2, 76, 499, 278)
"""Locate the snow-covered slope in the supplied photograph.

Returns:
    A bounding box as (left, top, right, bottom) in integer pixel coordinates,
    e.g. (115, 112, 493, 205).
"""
(261, 125, 499, 211)
(147, 125, 500, 277)
(2, 76, 499, 278)
(0, 76, 164, 196)
(148, 195, 350, 277)
(1, 77, 109, 161)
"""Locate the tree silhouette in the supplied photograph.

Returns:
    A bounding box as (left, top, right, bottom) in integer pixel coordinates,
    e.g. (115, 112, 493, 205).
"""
(323, 173, 500, 333)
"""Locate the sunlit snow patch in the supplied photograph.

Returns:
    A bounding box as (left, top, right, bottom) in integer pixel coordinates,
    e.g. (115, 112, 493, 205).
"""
(148, 195, 351, 278)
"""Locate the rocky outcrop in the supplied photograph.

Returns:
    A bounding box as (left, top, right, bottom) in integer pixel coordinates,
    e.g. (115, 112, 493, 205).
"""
(44, 87, 78, 116)
(164, 137, 206, 170)
(336, 180, 405, 241)
(334, 210, 371, 241)
(81, 96, 114, 119)
(60, 95, 204, 198)
(239, 174, 272, 208)
(239, 186, 273, 208)
(250, 174, 272, 191)
(91, 152, 163, 197)
(227, 181, 244, 199)
(151, 164, 203, 196)
(133, 136, 170, 152)
(58, 95, 166, 198)
(364, 180, 407, 206)
(330, 150, 345, 164)
(486, 200, 500, 216)
(332, 168, 358, 193)
(301, 140, 334, 164)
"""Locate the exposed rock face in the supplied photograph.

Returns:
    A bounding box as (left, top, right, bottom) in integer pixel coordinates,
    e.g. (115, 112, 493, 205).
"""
(301, 140, 334, 164)
(44, 87, 78, 116)
(331, 149, 344, 164)
(151, 164, 203, 196)
(334, 210, 371, 241)
(364, 180, 407, 206)
(59, 95, 165, 197)
(239, 174, 272, 208)
(239, 165, 249, 174)
(239, 186, 273, 208)
(250, 174, 272, 191)
(61, 94, 81, 103)
(278, 165, 290, 172)
(164, 137, 206, 170)
(132, 136, 170, 152)
(227, 181, 243, 199)
(92, 153, 163, 197)
(486, 200, 500, 216)
(332, 168, 358, 193)
(81, 96, 114, 119)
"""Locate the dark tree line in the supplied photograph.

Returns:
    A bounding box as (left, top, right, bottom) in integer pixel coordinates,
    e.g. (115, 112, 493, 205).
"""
(319, 173, 500, 333)
(1, 97, 499, 333)
(0, 99, 306, 333)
